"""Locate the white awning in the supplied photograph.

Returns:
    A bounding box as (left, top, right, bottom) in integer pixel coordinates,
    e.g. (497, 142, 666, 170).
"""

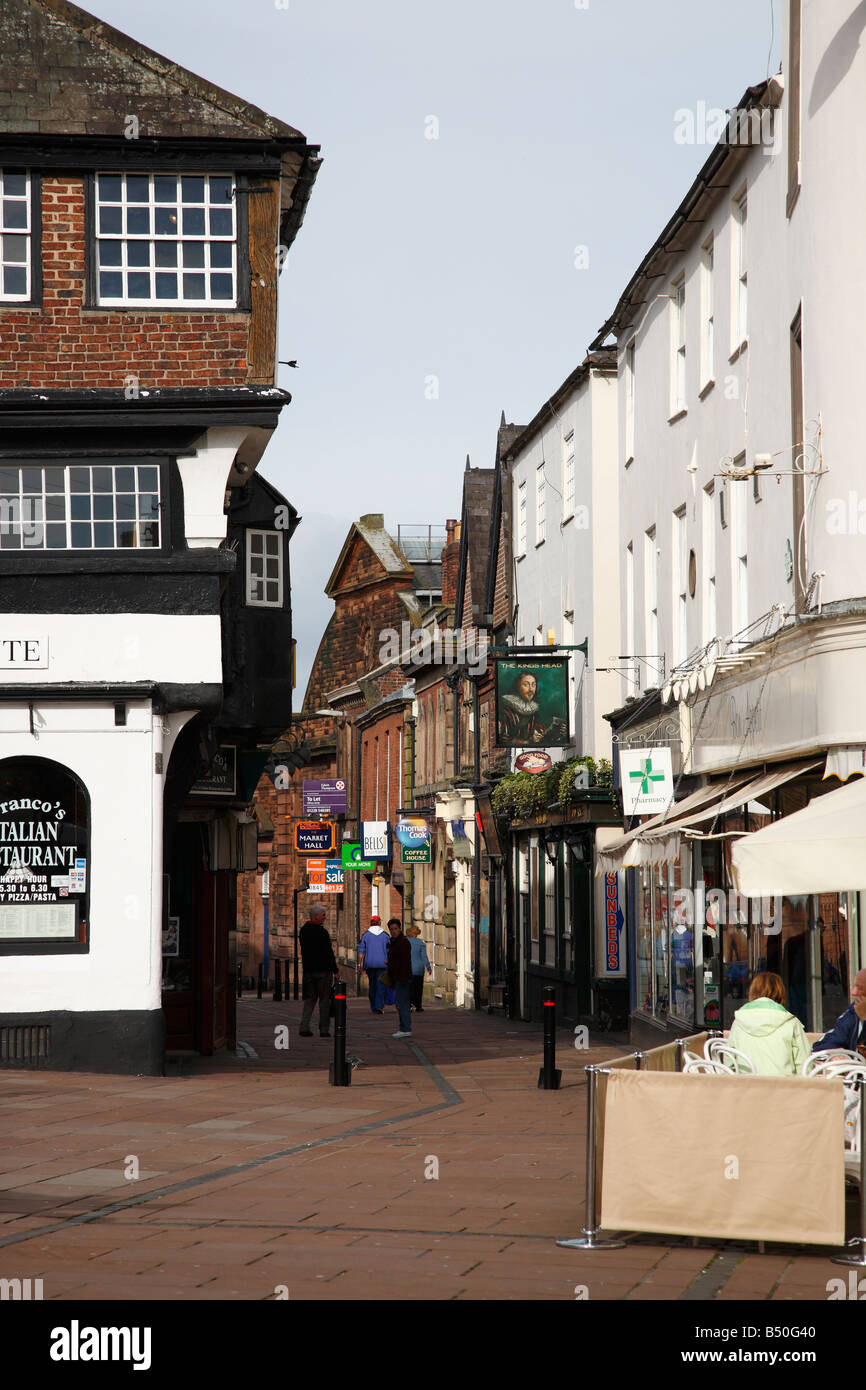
(823, 746, 866, 782)
(595, 760, 818, 876)
(731, 774, 866, 895)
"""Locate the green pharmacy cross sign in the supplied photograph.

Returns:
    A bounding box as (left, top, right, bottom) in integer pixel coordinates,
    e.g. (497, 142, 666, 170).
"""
(629, 756, 666, 796)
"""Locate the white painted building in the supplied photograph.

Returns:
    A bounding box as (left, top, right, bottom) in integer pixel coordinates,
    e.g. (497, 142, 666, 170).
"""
(504, 351, 620, 764)
(597, 0, 866, 1045)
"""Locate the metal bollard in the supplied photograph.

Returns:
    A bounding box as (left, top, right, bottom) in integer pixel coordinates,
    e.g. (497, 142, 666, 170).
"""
(330, 979, 350, 1087)
(537, 985, 562, 1090)
(832, 1073, 866, 1268)
(257, 963, 264, 999)
(273, 959, 283, 1003)
(236, 962, 243, 999)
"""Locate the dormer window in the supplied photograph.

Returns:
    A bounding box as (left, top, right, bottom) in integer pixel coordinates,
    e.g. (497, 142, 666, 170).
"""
(1, 171, 32, 302)
(94, 173, 237, 308)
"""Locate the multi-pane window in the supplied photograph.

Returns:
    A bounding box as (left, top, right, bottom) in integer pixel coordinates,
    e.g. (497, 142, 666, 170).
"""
(702, 482, 717, 645)
(246, 530, 283, 607)
(517, 481, 527, 556)
(0, 172, 31, 301)
(734, 192, 748, 344)
(563, 432, 575, 517)
(0, 463, 160, 550)
(673, 506, 688, 666)
(95, 173, 236, 307)
(671, 277, 686, 414)
(701, 238, 714, 386)
(535, 462, 546, 544)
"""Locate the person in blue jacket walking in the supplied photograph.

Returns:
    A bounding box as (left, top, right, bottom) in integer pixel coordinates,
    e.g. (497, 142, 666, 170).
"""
(406, 924, 432, 1012)
(813, 967, 866, 1052)
(358, 915, 390, 1014)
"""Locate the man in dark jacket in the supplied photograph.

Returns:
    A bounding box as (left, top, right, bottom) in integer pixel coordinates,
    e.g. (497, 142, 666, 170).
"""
(386, 916, 413, 1038)
(299, 906, 339, 1037)
(813, 967, 866, 1053)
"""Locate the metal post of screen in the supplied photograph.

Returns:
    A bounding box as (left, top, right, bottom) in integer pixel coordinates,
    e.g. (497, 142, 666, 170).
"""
(556, 1065, 625, 1250)
(832, 1073, 866, 1268)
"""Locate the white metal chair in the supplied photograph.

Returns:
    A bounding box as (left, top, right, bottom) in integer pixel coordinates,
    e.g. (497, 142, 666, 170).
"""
(802, 1048, 862, 1078)
(683, 1056, 730, 1075)
(703, 1038, 756, 1074)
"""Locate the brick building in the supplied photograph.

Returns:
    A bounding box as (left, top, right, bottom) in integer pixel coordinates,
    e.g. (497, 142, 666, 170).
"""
(0, 0, 319, 1071)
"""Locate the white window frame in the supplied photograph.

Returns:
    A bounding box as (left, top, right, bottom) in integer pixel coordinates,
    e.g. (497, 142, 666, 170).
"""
(517, 480, 527, 556)
(625, 540, 635, 693)
(644, 526, 658, 669)
(731, 460, 748, 639)
(535, 462, 546, 545)
(563, 432, 575, 519)
(0, 462, 161, 551)
(700, 237, 714, 390)
(0, 171, 32, 302)
(702, 482, 717, 646)
(671, 276, 686, 416)
(673, 506, 688, 667)
(733, 189, 748, 349)
(95, 172, 237, 309)
(624, 338, 635, 464)
(246, 529, 284, 608)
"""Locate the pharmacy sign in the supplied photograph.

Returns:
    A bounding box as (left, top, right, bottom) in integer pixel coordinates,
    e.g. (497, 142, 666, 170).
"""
(620, 748, 674, 815)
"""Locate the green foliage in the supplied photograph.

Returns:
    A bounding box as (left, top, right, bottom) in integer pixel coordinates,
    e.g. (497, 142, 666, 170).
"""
(491, 754, 617, 822)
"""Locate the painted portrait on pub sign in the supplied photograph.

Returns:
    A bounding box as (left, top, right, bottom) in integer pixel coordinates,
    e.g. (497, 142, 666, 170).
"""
(495, 658, 570, 747)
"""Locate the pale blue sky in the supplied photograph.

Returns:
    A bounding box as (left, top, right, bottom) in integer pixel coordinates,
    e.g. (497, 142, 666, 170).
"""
(87, 0, 781, 695)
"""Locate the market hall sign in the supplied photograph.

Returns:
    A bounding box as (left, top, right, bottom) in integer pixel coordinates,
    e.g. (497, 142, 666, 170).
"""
(0, 758, 89, 949)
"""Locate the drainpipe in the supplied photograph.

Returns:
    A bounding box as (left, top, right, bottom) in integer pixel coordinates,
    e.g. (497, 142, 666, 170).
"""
(355, 718, 362, 995)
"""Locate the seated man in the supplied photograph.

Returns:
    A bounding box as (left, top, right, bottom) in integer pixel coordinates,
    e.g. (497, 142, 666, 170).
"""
(813, 967, 866, 1054)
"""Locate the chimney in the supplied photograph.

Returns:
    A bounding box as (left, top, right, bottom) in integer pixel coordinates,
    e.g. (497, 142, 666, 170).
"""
(441, 518, 460, 609)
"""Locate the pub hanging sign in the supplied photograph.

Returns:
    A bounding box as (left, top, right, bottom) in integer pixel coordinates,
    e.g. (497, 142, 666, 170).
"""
(0, 758, 89, 946)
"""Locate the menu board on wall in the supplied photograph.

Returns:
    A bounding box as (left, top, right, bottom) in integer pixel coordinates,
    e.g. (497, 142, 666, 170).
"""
(0, 760, 89, 944)
(0, 903, 77, 939)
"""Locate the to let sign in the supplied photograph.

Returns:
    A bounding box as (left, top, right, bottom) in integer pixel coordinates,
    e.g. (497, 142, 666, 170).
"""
(303, 780, 347, 816)
(294, 821, 336, 855)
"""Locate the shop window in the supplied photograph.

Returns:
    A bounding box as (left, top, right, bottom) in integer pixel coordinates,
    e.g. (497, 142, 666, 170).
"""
(668, 850, 694, 1024)
(0, 758, 89, 955)
(94, 172, 237, 308)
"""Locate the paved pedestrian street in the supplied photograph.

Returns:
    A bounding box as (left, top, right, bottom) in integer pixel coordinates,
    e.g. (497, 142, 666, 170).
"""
(0, 999, 857, 1303)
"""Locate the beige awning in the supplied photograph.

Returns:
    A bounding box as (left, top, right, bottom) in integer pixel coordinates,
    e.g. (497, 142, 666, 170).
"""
(731, 772, 866, 894)
(595, 760, 819, 875)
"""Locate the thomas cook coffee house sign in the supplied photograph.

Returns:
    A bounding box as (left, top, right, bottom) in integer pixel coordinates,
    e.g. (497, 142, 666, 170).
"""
(0, 758, 89, 947)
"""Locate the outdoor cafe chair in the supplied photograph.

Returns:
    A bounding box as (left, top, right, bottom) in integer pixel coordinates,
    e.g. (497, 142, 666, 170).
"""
(703, 1038, 756, 1074)
(683, 1056, 730, 1075)
(802, 1048, 862, 1078)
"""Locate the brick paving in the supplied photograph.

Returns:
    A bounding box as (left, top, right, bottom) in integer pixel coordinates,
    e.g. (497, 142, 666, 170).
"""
(0, 996, 859, 1301)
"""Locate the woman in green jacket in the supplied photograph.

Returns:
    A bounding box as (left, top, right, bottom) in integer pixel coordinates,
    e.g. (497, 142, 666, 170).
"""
(727, 972, 810, 1076)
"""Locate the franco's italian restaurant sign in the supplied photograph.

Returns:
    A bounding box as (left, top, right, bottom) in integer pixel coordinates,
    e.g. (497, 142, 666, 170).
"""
(0, 760, 89, 943)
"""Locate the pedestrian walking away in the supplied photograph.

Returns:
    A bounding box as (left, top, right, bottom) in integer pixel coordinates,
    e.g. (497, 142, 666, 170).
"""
(357, 914, 390, 1013)
(386, 916, 413, 1037)
(406, 924, 432, 1011)
(298, 906, 339, 1036)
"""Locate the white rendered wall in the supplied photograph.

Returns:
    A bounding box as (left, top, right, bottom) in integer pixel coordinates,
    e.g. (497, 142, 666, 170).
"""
(0, 614, 222, 685)
(0, 701, 182, 1016)
(509, 367, 620, 763)
(617, 0, 866, 705)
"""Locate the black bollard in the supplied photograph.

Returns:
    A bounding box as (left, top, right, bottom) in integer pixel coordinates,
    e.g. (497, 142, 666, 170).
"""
(237, 961, 243, 999)
(329, 978, 350, 1087)
(537, 984, 562, 1090)
(257, 963, 264, 999)
(273, 959, 283, 1003)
